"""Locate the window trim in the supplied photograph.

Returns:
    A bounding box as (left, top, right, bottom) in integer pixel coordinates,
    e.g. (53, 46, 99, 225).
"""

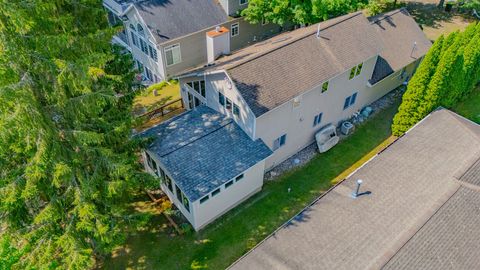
(321, 81, 329, 93)
(164, 43, 182, 66)
(231, 23, 239, 37)
(212, 188, 221, 197)
(235, 174, 244, 182)
(313, 112, 323, 127)
(273, 134, 287, 151)
(225, 180, 234, 188)
(200, 195, 209, 204)
(343, 92, 358, 110)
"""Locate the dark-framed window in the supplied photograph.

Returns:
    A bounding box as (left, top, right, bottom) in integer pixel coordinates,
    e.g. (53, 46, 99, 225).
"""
(225, 180, 234, 188)
(219, 92, 225, 106)
(349, 63, 363, 80)
(343, 92, 358, 110)
(231, 23, 239, 37)
(145, 151, 158, 175)
(187, 80, 206, 98)
(233, 104, 240, 116)
(175, 184, 182, 202)
(182, 193, 190, 212)
(321, 81, 329, 93)
(313, 112, 323, 127)
(165, 174, 173, 192)
(200, 195, 209, 204)
(226, 98, 232, 111)
(273, 134, 287, 151)
(212, 188, 221, 197)
(235, 174, 244, 182)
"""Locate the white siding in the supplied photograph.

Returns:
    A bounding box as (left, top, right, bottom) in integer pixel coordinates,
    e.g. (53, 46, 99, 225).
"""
(125, 8, 166, 81)
(192, 159, 266, 230)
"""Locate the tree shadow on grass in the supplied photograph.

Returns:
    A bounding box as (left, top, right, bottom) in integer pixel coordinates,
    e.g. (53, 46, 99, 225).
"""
(406, 2, 454, 28)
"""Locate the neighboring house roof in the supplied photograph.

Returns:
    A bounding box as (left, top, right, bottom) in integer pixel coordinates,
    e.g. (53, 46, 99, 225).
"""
(226, 11, 384, 117)
(369, 8, 432, 84)
(134, 0, 228, 44)
(229, 109, 480, 270)
(140, 106, 272, 202)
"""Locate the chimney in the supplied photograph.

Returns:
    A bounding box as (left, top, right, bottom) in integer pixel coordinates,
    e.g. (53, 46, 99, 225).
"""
(206, 26, 230, 64)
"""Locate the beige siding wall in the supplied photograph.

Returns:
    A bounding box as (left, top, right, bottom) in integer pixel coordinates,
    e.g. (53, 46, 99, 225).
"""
(192, 160, 266, 230)
(179, 72, 257, 139)
(255, 57, 420, 170)
(227, 0, 249, 16)
(163, 18, 283, 78)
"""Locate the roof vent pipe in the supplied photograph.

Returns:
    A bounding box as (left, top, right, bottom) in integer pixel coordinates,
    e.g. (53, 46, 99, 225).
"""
(215, 26, 221, 32)
(316, 24, 321, 39)
(410, 41, 417, 57)
(352, 179, 363, 198)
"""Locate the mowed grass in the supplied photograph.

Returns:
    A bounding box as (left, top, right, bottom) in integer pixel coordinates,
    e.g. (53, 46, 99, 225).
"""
(103, 99, 401, 270)
(452, 86, 480, 124)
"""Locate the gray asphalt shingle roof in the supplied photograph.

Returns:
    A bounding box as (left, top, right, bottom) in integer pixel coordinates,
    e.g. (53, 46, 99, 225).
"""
(226, 11, 384, 117)
(369, 8, 432, 84)
(140, 106, 272, 202)
(134, 0, 228, 44)
(229, 109, 480, 270)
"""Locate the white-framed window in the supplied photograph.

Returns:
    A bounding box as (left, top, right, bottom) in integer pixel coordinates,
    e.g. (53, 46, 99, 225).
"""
(137, 23, 145, 37)
(139, 38, 148, 54)
(231, 23, 239, 37)
(225, 180, 234, 188)
(273, 134, 287, 151)
(321, 81, 329, 93)
(148, 45, 158, 62)
(235, 174, 244, 182)
(144, 66, 153, 81)
(200, 195, 209, 204)
(343, 92, 358, 110)
(313, 112, 323, 127)
(187, 80, 206, 98)
(130, 31, 138, 47)
(233, 104, 240, 116)
(262, 17, 267, 25)
(239, 0, 248, 5)
(164, 44, 182, 66)
(212, 188, 221, 197)
(218, 92, 225, 105)
(349, 63, 363, 80)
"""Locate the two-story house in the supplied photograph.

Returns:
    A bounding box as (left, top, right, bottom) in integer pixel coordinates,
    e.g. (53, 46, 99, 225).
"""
(103, 0, 284, 83)
(140, 9, 432, 230)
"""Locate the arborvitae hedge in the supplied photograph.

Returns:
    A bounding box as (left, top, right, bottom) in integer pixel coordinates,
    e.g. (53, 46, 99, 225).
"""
(392, 23, 480, 136)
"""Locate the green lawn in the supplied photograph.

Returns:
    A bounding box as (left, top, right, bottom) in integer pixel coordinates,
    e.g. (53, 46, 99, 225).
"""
(102, 100, 401, 270)
(452, 86, 480, 124)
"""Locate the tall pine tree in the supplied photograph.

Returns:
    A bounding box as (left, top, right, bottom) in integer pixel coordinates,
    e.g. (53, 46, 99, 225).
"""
(0, 1, 149, 268)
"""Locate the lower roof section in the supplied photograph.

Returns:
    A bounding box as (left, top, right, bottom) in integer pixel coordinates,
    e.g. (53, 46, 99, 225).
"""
(229, 109, 480, 270)
(140, 106, 272, 202)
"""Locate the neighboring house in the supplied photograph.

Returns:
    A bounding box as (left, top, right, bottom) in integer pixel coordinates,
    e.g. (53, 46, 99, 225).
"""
(178, 8, 432, 170)
(140, 9, 432, 230)
(139, 106, 272, 231)
(229, 108, 480, 269)
(102, 0, 283, 83)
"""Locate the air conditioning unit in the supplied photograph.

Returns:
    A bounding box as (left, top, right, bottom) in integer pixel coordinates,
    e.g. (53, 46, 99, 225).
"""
(315, 124, 339, 153)
(341, 121, 354, 135)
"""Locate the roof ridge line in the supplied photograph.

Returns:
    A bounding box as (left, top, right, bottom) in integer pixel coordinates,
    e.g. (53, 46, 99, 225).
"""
(160, 118, 233, 157)
(226, 12, 365, 71)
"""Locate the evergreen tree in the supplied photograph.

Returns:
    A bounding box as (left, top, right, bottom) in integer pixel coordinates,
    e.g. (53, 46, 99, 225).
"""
(392, 22, 480, 136)
(391, 36, 444, 135)
(0, 1, 150, 268)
